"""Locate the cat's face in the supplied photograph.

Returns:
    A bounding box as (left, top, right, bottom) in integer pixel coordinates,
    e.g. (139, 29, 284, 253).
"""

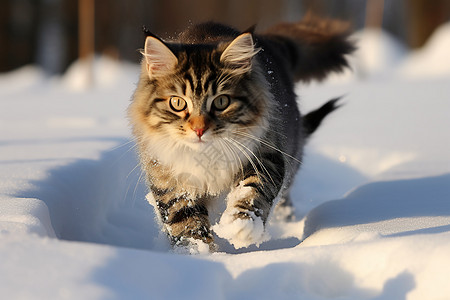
(130, 33, 271, 156)
(149, 92, 255, 148)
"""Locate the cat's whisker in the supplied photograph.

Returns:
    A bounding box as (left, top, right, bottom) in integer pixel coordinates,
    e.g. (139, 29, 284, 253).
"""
(224, 137, 266, 187)
(219, 139, 244, 179)
(216, 140, 236, 172)
(231, 130, 300, 174)
(126, 161, 142, 181)
(228, 140, 246, 178)
(114, 142, 139, 162)
(106, 138, 137, 153)
(104, 138, 140, 168)
(232, 130, 302, 165)
(227, 137, 275, 187)
(123, 161, 141, 204)
(224, 137, 258, 178)
(132, 167, 146, 208)
(238, 125, 288, 139)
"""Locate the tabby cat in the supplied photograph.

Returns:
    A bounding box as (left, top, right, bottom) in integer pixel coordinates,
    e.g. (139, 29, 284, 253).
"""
(128, 16, 354, 252)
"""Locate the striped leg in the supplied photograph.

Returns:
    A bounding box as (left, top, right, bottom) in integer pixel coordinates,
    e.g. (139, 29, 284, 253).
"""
(151, 187, 214, 251)
(213, 151, 285, 249)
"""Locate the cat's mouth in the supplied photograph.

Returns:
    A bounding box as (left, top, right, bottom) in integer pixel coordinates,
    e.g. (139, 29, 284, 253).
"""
(184, 130, 212, 145)
(184, 135, 210, 146)
(191, 138, 206, 144)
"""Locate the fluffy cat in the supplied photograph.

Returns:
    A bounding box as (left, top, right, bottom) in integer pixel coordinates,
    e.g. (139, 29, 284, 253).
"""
(128, 15, 354, 252)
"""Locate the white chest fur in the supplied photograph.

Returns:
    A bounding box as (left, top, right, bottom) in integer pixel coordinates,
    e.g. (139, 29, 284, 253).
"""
(143, 136, 248, 195)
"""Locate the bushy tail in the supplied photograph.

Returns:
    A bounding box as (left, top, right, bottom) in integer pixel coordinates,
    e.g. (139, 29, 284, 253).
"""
(303, 97, 342, 136)
(264, 14, 355, 82)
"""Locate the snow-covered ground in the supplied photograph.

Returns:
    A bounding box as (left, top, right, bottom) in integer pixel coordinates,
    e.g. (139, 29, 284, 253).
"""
(1, 24, 450, 299)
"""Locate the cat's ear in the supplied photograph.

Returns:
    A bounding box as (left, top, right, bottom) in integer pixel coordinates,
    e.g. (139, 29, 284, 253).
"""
(220, 33, 260, 74)
(143, 36, 178, 77)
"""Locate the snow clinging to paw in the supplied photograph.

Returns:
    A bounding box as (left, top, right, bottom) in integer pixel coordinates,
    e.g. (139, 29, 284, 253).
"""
(212, 209, 270, 249)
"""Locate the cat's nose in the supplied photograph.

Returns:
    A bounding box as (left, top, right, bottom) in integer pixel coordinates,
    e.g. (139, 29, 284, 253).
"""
(189, 116, 209, 138)
(194, 128, 205, 138)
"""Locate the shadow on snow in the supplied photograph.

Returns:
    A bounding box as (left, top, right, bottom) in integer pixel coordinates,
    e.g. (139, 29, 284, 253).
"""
(303, 173, 450, 239)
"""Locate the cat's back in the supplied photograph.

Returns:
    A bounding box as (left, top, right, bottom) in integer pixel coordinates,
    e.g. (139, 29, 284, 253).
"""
(177, 22, 240, 44)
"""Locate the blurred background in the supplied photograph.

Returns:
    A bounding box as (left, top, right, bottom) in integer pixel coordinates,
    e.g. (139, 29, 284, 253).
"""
(1, 0, 450, 75)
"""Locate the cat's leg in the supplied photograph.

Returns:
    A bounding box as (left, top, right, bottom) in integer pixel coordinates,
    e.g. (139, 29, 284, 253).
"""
(274, 156, 302, 221)
(213, 151, 285, 249)
(150, 186, 215, 252)
(274, 187, 296, 221)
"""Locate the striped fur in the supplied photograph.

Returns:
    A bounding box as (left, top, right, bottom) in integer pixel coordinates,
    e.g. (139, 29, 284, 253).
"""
(129, 18, 353, 251)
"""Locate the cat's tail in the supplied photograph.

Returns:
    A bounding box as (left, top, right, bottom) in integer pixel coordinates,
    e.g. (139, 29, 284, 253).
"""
(263, 14, 355, 82)
(303, 96, 342, 136)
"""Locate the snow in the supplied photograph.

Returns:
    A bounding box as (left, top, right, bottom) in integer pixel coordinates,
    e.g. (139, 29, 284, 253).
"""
(398, 22, 450, 79)
(1, 24, 450, 299)
(213, 208, 269, 249)
(352, 29, 407, 78)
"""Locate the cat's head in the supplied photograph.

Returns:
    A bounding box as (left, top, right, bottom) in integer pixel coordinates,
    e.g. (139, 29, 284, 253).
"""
(129, 31, 271, 157)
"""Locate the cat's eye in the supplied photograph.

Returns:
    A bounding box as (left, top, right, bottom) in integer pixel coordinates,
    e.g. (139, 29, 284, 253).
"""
(212, 95, 231, 111)
(169, 96, 187, 112)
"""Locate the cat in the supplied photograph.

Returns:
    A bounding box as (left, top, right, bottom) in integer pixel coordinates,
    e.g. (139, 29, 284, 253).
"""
(128, 15, 354, 252)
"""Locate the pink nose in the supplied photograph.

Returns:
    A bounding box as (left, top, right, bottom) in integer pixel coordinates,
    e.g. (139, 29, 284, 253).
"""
(194, 128, 205, 138)
(189, 116, 209, 138)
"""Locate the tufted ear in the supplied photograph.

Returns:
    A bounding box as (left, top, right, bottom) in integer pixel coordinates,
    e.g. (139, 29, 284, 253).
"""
(143, 36, 178, 77)
(220, 33, 260, 74)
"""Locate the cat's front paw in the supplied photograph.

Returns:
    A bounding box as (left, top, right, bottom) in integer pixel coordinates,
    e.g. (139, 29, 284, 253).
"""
(172, 237, 217, 254)
(212, 209, 270, 249)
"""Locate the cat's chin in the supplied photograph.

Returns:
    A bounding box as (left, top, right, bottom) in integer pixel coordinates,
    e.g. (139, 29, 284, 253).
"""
(183, 137, 213, 149)
(184, 141, 210, 152)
